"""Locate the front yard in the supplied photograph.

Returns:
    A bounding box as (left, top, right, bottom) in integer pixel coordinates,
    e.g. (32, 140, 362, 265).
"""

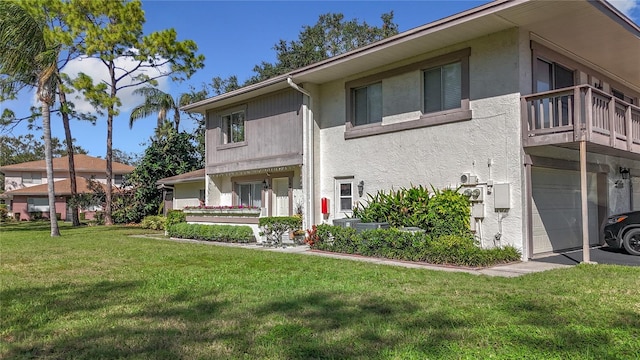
(1, 222, 639, 359)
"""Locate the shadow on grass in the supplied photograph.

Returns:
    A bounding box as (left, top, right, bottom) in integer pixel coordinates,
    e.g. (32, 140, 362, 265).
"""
(2, 276, 638, 358)
(0, 221, 62, 232)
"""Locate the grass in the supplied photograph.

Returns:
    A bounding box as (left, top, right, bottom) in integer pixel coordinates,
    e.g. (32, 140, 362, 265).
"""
(1, 221, 639, 359)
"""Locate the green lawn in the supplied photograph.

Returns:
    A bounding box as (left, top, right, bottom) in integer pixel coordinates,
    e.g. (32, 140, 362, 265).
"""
(1, 222, 639, 359)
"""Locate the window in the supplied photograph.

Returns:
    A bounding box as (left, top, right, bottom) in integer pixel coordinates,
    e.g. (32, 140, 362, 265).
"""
(222, 110, 245, 144)
(423, 62, 461, 113)
(27, 198, 49, 212)
(22, 172, 42, 184)
(353, 82, 382, 126)
(336, 180, 353, 213)
(235, 182, 262, 208)
(114, 174, 123, 186)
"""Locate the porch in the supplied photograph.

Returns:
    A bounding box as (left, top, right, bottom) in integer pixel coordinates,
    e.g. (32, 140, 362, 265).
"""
(522, 84, 640, 156)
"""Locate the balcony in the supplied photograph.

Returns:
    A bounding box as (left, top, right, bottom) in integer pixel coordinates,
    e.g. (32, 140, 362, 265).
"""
(522, 85, 640, 156)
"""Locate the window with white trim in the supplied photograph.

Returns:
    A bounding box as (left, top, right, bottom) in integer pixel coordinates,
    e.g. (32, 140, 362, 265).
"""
(335, 179, 354, 213)
(235, 182, 262, 207)
(353, 82, 382, 126)
(423, 61, 462, 113)
(222, 110, 245, 144)
(27, 197, 49, 212)
(22, 172, 42, 184)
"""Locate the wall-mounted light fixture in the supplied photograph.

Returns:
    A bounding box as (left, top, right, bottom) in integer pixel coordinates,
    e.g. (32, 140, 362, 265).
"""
(357, 180, 365, 197)
(263, 179, 269, 190)
(619, 167, 630, 180)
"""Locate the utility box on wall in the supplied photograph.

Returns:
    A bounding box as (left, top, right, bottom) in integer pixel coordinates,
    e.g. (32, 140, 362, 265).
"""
(494, 183, 511, 209)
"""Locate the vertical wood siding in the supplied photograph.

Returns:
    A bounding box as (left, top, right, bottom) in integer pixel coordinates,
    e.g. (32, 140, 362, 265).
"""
(206, 89, 303, 169)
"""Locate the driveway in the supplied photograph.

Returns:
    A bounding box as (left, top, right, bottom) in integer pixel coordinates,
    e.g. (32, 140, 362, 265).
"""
(533, 246, 640, 266)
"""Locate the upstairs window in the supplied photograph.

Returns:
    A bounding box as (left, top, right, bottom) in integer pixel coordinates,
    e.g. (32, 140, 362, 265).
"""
(222, 110, 245, 144)
(423, 61, 462, 113)
(353, 82, 382, 126)
(22, 172, 42, 184)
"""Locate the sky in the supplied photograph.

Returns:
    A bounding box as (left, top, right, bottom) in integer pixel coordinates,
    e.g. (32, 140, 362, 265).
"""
(2, 0, 639, 158)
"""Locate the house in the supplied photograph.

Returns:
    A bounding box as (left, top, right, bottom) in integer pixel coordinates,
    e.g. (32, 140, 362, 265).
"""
(180, 0, 640, 260)
(156, 168, 206, 215)
(0, 154, 135, 220)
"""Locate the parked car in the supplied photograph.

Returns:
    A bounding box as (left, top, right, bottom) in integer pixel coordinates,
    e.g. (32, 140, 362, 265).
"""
(603, 211, 640, 256)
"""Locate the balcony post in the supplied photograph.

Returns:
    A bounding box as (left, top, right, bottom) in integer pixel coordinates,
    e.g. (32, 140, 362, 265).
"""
(521, 97, 529, 146)
(626, 105, 633, 151)
(609, 96, 616, 147)
(580, 140, 593, 264)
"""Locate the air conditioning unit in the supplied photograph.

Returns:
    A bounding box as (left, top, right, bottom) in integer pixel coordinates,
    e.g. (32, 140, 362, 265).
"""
(460, 173, 478, 185)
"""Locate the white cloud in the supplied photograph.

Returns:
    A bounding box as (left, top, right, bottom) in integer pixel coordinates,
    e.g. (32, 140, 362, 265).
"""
(58, 53, 171, 114)
(609, 0, 639, 19)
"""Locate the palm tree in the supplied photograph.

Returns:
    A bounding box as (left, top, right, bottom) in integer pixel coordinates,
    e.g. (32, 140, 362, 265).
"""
(0, 1, 60, 236)
(129, 87, 194, 132)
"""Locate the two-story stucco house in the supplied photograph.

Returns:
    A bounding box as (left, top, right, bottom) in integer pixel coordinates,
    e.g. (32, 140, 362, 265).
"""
(180, 0, 640, 260)
(0, 154, 135, 221)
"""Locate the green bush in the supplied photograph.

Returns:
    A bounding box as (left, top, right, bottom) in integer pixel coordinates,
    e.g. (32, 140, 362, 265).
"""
(0, 204, 8, 222)
(352, 185, 430, 228)
(166, 210, 186, 227)
(311, 225, 519, 267)
(168, 223, 255, 243)
(140, 215, 165, 230)
(259, 216, 302, 247)
(426, 187, 471, 237)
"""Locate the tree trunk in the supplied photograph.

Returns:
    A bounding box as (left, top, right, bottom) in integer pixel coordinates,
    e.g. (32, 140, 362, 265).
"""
(42, 102, 60, 236)
(58, 86, 80, 226)
(173, 106, 180, 132)
(104, 62, 116, 226)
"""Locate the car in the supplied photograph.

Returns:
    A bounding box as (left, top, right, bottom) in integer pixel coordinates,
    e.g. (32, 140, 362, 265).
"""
(603, 211, 640, 256)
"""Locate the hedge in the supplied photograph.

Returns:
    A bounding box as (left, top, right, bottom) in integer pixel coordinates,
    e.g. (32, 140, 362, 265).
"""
(312, 225, 520, 267)
(167, 223, 255, 243)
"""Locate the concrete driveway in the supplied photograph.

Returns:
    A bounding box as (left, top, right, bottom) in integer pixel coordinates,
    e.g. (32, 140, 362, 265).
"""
(533, 246, 640, 266)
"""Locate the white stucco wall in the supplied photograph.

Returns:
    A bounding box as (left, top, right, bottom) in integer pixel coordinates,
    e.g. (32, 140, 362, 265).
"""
(315, 28, 526, 252)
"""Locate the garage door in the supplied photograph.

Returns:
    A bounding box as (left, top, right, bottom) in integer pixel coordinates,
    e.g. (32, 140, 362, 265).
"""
(532, 167, 599, 254)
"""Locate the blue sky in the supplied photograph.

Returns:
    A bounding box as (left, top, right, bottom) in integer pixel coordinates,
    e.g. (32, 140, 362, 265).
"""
(2, 0, 639, 158)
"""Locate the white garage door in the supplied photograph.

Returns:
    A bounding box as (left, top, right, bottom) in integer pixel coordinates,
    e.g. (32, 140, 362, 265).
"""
(532, 167, 599, 255)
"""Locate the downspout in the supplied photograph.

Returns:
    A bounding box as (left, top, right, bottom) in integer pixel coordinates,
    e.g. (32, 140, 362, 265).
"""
(287, 77, 315, 230)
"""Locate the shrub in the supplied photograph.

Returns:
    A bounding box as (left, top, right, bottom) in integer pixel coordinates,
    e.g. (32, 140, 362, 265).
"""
(352, 185, 430, 228)
(140, 215, 165, 230)
(168, 223, 255, 243)
(259, 216, 303, 247)
(310, 225, 519, 267)
(426, 187, 471, 237)
(166, 210, 186, 227)
(0, 204, 8, 222)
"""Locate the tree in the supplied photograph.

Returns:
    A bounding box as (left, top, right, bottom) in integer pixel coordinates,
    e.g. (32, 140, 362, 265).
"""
(247, 12, 398, 84)
(0, 1, 61, 236)
(7, 0, 100, 227)
(129, 87, 201, 132)
(119, 130, 201, 223)
(67, 0, 205, 225)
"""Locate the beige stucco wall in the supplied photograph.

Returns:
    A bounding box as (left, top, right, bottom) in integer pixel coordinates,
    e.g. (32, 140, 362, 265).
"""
(173, 181, 204, 209)
(315, 28, 526, 253)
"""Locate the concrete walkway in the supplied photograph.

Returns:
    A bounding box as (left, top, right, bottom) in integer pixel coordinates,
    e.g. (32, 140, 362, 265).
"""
(138, 235, 574, 277)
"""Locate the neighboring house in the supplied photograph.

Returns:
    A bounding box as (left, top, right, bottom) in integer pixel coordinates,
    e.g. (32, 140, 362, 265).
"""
(157, 169, 206, 215)
(0, 154, 135, 220)
(181, 0, 640, 260)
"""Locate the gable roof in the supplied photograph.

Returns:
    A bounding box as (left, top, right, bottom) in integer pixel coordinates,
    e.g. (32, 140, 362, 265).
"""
(157, 169, 205, 185)
(0, 154, 135, 174)
(3, 177, 110, 196)
(182, 0, 640, 113)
